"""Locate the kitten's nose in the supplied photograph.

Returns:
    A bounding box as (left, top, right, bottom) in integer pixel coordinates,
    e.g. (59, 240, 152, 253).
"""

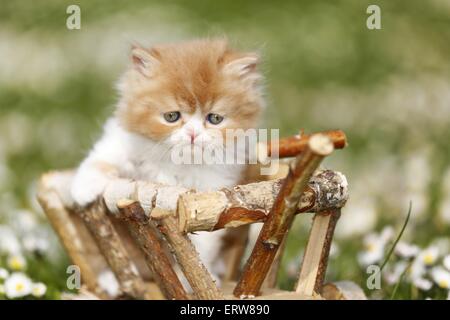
(188, 131, 197, 144)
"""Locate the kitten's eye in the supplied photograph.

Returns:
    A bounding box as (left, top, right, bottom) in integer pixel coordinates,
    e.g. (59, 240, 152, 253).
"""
(163, 111, 181, 123)
(206, 113, 224, 125)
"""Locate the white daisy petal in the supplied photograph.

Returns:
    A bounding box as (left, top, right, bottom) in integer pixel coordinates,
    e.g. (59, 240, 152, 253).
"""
(0, 268, 9, 280)
(409, 258, 427, 281)
(7, 254, 27, 271)
(395, 242, 420, 259)
(379, 226, 395, 244)
(419, 246, 439, 266)
(412, 277, 433, 291)
(0, 226, 21, 255)
(443, 255, 450, 271)
(4, 272, 32, 299)
(384, 261, 408, 285)
(358, 227, 394, 266)
(358, 244, 385, 266)
(431, 267, 450, 289)
(22, 235, 49, 254)
(31, 282, 47, 298)
(9, 209, 38, 235)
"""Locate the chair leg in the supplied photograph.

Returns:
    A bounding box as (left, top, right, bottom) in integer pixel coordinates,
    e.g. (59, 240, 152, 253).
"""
(155, 212, 224, 300)
(263, 235, 287, 289)
(117, 200, 189, 300)
(77, 201, 153, 299)
(234, 135, 334, 298)
(295, 209, 341, 296)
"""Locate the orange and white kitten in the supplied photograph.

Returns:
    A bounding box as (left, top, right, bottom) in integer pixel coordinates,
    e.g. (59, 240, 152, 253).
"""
(71, 39, 264, 280)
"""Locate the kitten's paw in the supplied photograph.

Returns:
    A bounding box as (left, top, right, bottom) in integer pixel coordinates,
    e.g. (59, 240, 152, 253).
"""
(71, 175, 108, 207)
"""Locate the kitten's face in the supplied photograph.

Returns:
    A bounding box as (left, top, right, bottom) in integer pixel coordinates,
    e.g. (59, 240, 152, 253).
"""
(116, 40, 264, 155)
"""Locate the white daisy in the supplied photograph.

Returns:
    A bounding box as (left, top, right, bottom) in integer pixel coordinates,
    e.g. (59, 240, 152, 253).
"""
(357, 226, 394, 266)
(4, 272, 32, 299)
(0, 268, 9, 280)
(430, 267, 450, 289)
(379, 226, 395, 243)
(335, 195, 377, 239)
(409, 261, 426, 280)
(7, 254, 27, 271)
(9, 209, 37, 235)
(22, 235, 49, 254)
(395, 242, 420, 259)
(31, 282, 47, 298)
(0, 225, 21, 255)
(358, 242, 385, 266)
(418, 246, 439, 266)
(409, 255, 428, 287)
(412, 277, 433, 291)
(384, 261, 408, 285)
(443, 255, 450, 271)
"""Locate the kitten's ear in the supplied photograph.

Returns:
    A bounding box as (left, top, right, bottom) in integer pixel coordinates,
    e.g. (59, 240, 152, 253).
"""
(130, 45, 160, 77)
(223, 53, 260, 82)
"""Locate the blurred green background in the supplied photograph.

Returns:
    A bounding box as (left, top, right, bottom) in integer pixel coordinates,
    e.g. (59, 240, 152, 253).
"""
(1, 0, 450, 299)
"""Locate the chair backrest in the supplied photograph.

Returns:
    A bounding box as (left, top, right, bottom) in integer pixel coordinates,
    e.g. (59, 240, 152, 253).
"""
(37, 132, 349, 300)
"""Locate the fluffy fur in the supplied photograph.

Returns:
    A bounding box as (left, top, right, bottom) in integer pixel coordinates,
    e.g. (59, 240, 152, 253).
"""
(71, 39, 265, 281)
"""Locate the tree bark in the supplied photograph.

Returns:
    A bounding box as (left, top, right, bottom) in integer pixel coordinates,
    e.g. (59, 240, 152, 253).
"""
(178, 169, 348, 233)
(37, 172, 107, 298)
(233, 134, 334, 298)
(117, 200, 189, 300)
(265, 129, 346, 158)
(76, 201, 152, 299)
(155, 212, 225, 300)
(263, 236, 287, 289)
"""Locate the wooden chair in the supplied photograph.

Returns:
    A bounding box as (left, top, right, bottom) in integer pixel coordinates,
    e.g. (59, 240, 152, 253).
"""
(37, 130, 366, 300)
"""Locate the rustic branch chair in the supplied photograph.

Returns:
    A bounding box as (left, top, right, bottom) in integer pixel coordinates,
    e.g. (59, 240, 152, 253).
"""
(37, 130, 366, 300)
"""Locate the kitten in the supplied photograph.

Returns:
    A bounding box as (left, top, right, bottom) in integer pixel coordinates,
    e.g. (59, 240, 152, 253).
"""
(70, 39, 265, 281)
